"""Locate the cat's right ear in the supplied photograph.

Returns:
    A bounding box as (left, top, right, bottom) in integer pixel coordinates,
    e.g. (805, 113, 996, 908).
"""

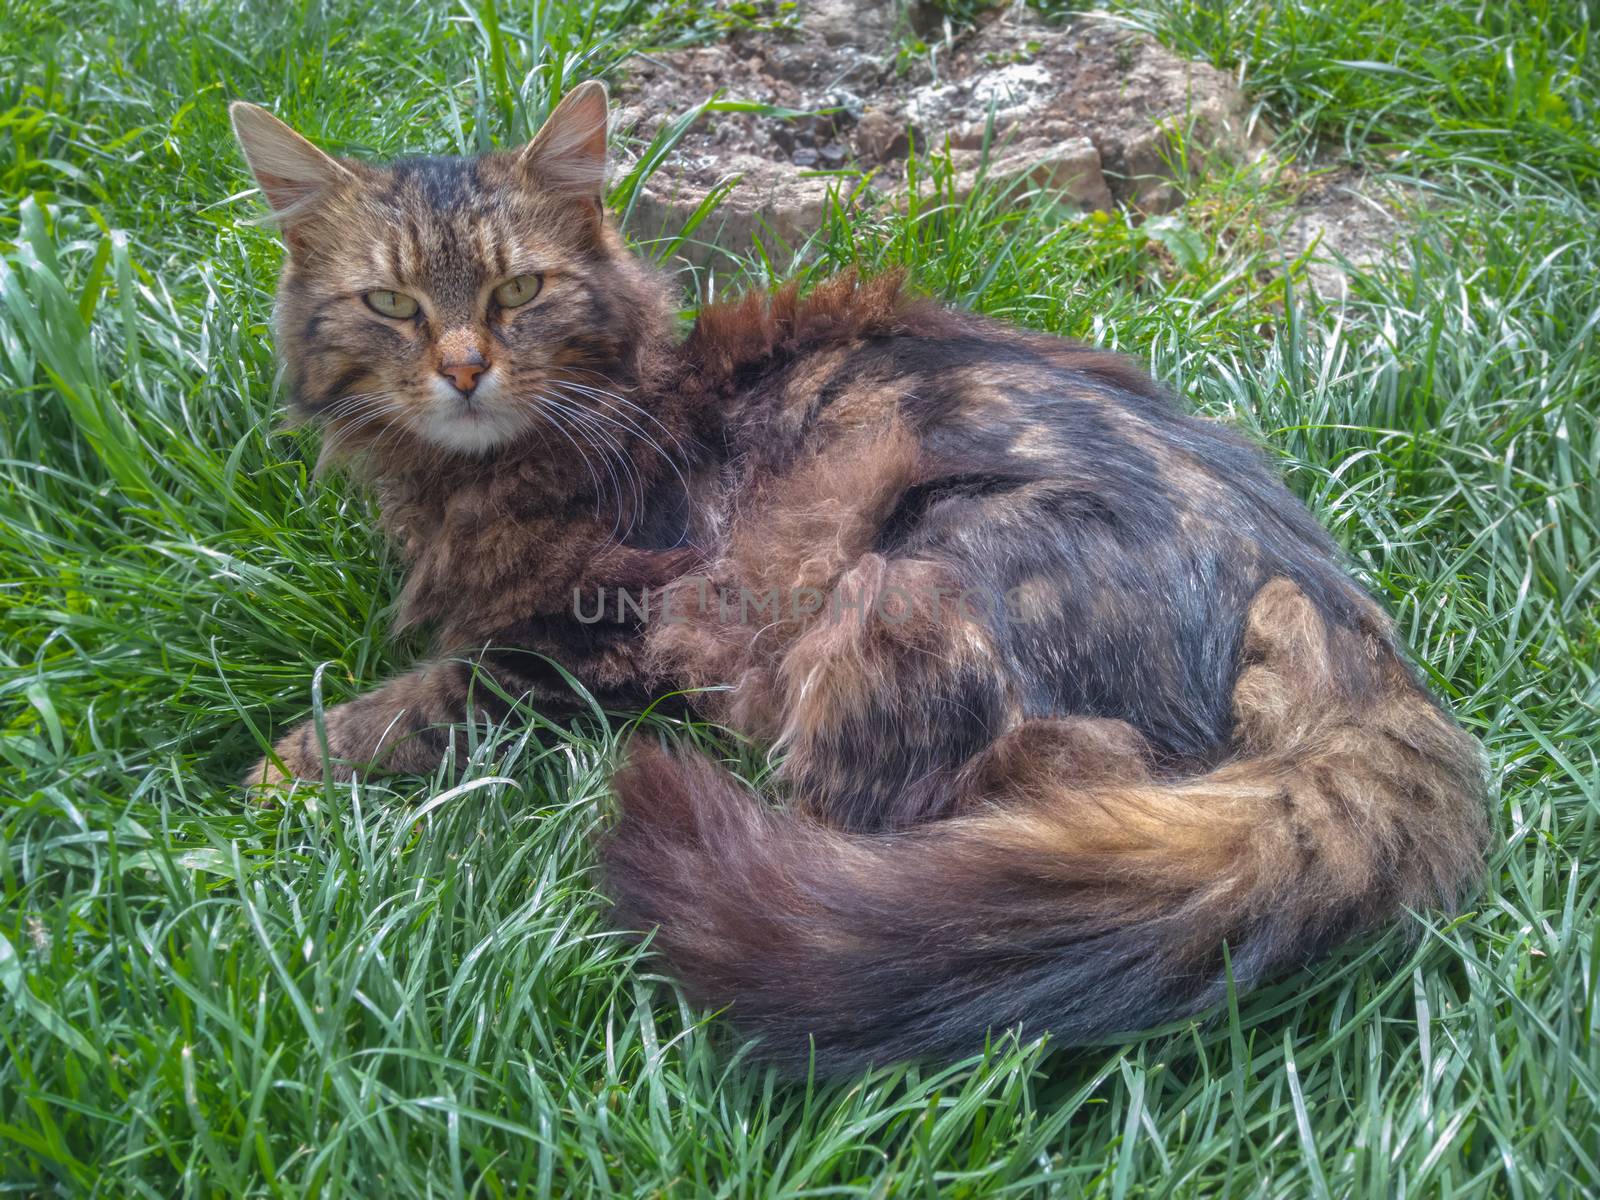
(516, 81, 609, 208)
(229, 102, 355, 231)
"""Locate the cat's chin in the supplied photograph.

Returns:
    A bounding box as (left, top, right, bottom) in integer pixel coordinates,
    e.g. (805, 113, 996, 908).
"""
(425, 425, 518, 457)
(414, 377, 526, 456)
(416, 412, 523, 456)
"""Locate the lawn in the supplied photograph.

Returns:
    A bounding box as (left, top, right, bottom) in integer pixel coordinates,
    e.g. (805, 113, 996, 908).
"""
(2, 0, 1596, 1195)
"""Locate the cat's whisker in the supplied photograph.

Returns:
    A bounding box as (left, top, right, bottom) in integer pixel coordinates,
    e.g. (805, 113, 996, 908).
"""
(332, 399, 404, 433)
(540, 395, 623, 500)
(560, 389, 694, 506)
(579, 403, 656, 540)
(554, 374, 689, 454)
(546, 411, 654, 546)
(527, 395, 605, 522)
(539, 394, 639, 541)
(317, 393, 403, 435)
(317, 390, 392, 420)
(556, 399, 649, 544)
(547, 382, 691, 522)
(544, 391, 649, 503)
(317, 391, 408, 434)
(346, 412, 415, 469)
(549, 382, 690, 482)
(322, 403, 408, 454)
(321, 405, 409, 459)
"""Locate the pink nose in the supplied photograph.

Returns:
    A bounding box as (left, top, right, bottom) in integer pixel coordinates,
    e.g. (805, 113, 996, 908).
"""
(440, 355, 487, 394)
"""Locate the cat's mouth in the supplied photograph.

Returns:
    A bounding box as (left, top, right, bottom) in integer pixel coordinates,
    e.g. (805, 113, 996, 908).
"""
(414, 374, 526, 455)
(449, 390, 505, 431)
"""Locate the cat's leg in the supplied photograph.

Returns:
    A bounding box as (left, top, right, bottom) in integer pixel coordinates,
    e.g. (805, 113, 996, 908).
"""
(244, 657, 509, 791)
(764, 553, 1018, 832)
(751, 549, 1159, 830)
(248, 541, 701, 794)
(644, 419, 922, 735)
(242, 638, 645, 793)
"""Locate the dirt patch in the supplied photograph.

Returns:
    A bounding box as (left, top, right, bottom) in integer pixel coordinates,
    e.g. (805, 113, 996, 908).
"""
(1280, 168, 1419, 299)
(615, 0, 1267, 264)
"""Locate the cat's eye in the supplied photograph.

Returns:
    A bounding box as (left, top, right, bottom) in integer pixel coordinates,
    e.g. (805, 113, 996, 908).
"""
(493, 273, 544, 308)
(364, 289, 419, 319)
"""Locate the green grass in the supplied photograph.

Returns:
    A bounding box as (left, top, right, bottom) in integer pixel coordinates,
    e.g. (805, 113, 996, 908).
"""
(2, 0, 1596, 1194)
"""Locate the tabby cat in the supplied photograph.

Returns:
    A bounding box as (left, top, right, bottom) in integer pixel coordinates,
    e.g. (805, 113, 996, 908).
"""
(232, 83, 1489, 1073)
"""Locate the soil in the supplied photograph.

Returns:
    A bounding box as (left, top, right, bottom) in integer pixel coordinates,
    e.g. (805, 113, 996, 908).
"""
(615, 0, 1412, 293)
(615, 0, 1263, 262)
(1281, 168, 1418, 299)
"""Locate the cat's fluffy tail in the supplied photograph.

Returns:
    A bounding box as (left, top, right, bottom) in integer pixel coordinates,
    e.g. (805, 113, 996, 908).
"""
(601, 581, 1489, 1074)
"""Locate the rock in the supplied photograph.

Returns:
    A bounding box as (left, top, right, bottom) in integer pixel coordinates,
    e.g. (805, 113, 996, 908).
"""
(627, 154, 837, 265)
(803, 0, 899, 49)
(615, 3, 1268, 267)
(855, 108, 910, 160)
(951, 136, 1114, 212)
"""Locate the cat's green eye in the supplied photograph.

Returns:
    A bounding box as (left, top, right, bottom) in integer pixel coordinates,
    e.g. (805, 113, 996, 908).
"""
(364, 289, 419, 319)
(493, 273, 544, 309)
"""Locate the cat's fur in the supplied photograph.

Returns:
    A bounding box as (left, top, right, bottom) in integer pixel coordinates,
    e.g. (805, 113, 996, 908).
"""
(233, 85, 1490, 1073)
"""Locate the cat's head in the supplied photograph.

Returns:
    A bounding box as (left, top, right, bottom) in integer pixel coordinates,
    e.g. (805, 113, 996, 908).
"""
(231, 83, 671, 461)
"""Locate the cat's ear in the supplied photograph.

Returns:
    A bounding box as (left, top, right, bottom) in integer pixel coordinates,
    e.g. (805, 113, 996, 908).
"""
(517, 81, 609, 207)
(229, 102, 355, 227)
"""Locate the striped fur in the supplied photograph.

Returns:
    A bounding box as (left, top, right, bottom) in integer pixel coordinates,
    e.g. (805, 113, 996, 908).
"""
(605, 277, 1490, 1072)
(233, 92, 1489, 1072)
(605, 580, 1488, 1073)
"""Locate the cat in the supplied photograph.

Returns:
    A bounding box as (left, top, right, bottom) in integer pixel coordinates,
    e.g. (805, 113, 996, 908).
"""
(232, 82, 1489, 1074)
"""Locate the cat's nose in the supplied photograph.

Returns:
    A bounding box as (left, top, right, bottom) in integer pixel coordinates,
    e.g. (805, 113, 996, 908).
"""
(439, 353, 488, 395)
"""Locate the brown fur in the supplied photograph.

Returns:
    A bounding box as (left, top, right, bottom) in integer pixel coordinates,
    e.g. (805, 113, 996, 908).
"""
(604, 580, 1488, 1071)
(647, 416, 922, 734)
(233, 92, 1488, 1074)
(233, 89, 709, 787)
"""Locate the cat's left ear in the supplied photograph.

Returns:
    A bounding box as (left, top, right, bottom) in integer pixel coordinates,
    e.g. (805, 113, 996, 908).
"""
(229, 102, 357, 231)
(517, 81, 609, 213)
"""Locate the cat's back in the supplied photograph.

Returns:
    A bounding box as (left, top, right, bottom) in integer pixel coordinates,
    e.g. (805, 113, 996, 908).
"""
(698, 278, 1331, 569)
(682, 275, 1367, 760)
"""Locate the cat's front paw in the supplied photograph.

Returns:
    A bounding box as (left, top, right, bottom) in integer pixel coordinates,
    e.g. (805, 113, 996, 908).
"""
(241, 731, 321, 802)
(242, 754, 294, 803)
